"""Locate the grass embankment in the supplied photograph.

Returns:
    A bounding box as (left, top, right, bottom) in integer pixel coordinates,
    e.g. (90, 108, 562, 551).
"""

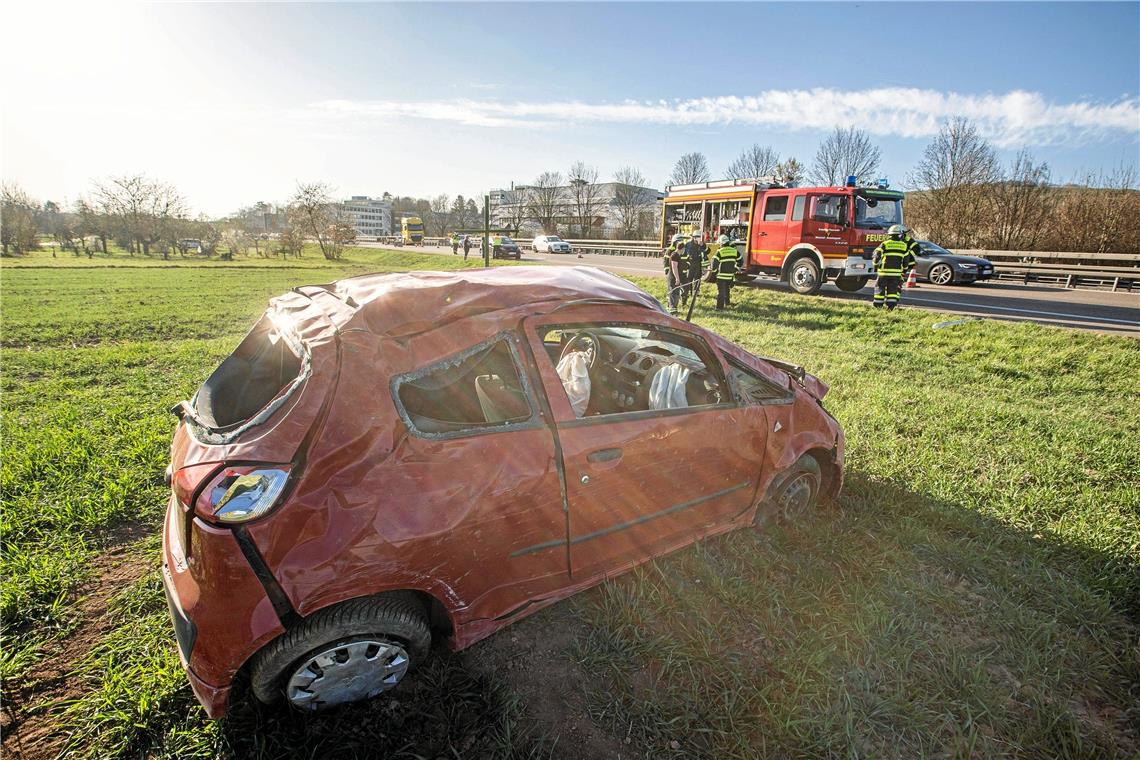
(1, 246, 1137, 758)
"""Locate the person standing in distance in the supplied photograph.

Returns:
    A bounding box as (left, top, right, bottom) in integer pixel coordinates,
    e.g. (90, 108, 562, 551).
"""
(709, 234, 740, 310)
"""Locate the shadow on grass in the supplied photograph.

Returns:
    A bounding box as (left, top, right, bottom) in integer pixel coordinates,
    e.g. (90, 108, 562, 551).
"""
(216, 649, 553, 759)
(562, 469, 1139, 759)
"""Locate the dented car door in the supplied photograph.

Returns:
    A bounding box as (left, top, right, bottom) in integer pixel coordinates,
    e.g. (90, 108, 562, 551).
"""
(522, 306, 767, 580)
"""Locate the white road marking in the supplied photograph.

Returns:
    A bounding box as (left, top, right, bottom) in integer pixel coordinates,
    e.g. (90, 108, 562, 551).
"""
(906, 296, 1140, 326)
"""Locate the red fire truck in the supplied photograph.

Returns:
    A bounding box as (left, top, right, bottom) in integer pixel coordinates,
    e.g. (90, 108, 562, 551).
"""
(660, 178, 906, 295)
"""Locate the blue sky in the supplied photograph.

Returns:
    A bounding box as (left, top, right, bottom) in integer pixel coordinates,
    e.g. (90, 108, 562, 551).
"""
(3, 2, 1138, 215)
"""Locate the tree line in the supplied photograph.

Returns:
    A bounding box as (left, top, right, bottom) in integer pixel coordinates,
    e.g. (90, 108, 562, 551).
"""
(4, 122, 1137, 257)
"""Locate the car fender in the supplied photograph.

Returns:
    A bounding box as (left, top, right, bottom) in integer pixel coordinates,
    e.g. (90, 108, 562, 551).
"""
(757, 397, 843, 504)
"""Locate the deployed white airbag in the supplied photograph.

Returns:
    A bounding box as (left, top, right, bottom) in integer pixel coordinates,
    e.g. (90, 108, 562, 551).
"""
(556, 351, 592, 417)
(649, 362, 691, 410)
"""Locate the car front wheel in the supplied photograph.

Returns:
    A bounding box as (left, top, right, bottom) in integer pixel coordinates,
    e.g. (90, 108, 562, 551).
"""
(249, 593, 431, 711)
(757, 454, 822, 525)
(928, 263, 954, 285)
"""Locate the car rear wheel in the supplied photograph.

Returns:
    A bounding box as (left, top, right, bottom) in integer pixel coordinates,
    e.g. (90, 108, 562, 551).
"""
(250, 593, 431, 711)
(928, 263, 954, 286)
(787, 256, 822, 295)
(756, 454, 822, 525)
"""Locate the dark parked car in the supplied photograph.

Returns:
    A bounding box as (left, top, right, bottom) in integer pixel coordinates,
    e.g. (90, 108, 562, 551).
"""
(489, 235, 522, 260)
(163, 266, 844, 717)
(915, 241, 995, 285)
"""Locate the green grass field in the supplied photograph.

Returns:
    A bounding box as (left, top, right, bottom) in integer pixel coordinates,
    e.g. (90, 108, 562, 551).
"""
(2, 246, 1137, 758)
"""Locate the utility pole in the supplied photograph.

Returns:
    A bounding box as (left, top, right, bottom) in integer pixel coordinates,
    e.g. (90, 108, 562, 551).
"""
(483, 194, 491, 267)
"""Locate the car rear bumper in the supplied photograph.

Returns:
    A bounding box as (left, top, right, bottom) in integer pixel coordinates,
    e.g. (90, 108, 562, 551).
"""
(162, 495, 286, 718)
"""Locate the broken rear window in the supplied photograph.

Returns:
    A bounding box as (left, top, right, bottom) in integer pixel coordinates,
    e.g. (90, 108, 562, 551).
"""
(393, 337, 533, 437)
(190, 311, 309, 436)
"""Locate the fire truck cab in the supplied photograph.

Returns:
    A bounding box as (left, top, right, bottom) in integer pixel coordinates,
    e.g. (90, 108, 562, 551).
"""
(661, 178, 906, 295)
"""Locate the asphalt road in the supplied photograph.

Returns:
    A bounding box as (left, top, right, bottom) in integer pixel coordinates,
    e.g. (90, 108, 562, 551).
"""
(372, 243, 1140, 337)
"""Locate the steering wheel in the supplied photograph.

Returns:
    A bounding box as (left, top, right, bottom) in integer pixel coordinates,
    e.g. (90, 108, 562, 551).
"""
(558, 332, 598, 370)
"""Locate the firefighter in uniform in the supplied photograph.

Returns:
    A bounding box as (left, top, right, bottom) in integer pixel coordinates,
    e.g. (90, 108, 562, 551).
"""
(872, 224, 917, 310)
(709, 234, 740, 310)
(685, 230, 706, 294)
(663, 233, 689, 314)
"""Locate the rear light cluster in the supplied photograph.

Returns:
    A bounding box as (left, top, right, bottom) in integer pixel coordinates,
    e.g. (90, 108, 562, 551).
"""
(173, 463, 292, 525)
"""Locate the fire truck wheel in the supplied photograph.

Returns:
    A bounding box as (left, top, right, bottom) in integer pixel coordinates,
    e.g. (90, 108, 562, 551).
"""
(787, 256, 822, 295)
(834, 276, 870, 293)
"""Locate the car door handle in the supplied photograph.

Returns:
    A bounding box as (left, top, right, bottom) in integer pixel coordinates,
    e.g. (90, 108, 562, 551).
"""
(586, 447, 623, 463)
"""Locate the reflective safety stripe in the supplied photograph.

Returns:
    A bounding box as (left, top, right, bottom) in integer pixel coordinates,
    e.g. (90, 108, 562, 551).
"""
(714, 246, 739, 280)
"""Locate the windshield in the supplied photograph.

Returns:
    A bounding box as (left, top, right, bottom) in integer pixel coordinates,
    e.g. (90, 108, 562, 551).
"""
(547, 236, 562, 242)
(854, 196, 902, 229)
(920, 242, 951, 255)
(501, 237, 515, 244)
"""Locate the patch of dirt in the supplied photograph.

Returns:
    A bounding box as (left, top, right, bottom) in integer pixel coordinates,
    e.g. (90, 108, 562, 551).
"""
(2, 522, 154, 760)
(468, 598, 633, 759)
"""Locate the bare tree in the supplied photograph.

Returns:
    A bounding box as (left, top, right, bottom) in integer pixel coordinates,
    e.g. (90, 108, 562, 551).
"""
(1050, 163, 1140, 254)
(668, 152, 710, 186)
(450, 195, 472, 230)
(567, 161, 606, 238)
(93, 175, 188, 258)
(426, 194, 451, 236)
(291, 182, 339, 259)
(810, 127, 882, 186)
(907, 118, 999, 247)
(987, 151, 1053, 250)
(612, 167, 656, 239)
(1, 183, 39, 255)
(277, 207, 307, 258)
(775, 158, 806, 187)
(725, 144, 779, 180)
(525, 171, 563, 234)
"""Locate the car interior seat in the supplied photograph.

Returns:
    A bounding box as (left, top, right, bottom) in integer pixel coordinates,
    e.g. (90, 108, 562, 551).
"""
(475, 374, 528, 423)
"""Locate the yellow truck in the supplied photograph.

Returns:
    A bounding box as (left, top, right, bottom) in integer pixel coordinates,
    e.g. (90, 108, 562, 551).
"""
(401, 216, 425, 245)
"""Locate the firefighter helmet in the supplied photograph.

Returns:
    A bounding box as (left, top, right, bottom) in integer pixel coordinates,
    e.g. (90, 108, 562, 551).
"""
(718, 234, 731, 245)
(670, 233, 684, 244)
(888, 224, 908, 237)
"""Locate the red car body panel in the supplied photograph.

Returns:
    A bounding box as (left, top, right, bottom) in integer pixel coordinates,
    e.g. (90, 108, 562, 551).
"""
(162, 266, 844, 717)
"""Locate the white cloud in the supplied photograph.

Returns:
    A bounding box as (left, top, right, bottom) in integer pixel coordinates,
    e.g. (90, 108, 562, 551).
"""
(315, 88, 1140, 147)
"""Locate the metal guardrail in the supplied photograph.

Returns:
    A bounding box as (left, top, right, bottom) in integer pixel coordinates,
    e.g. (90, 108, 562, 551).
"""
(418, 237, 1137, 292)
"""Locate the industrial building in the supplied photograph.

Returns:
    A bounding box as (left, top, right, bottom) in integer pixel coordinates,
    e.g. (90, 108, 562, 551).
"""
(340, 196, 393, 239)
(489, 181, 663, 239)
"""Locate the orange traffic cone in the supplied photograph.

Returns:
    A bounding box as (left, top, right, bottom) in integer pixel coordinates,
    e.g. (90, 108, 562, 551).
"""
(905, 269, 919, 288)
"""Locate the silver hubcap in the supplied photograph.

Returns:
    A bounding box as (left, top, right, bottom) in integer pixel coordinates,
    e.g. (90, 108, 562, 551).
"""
(776, 472, 816, 518)
(286, 639, 409, 710)
(931, 265, 952, 285)
(792, 264, 816, 287)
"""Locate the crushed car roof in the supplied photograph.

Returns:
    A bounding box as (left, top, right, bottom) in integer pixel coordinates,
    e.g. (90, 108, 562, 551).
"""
(289, 265, 666, 338)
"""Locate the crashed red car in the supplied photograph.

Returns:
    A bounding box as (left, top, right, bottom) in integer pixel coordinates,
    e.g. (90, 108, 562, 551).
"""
(162, 265, 844, 717)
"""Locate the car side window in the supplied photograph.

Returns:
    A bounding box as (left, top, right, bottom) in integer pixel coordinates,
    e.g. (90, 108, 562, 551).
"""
(540, 324, 728, 419)
(393, 336, 534, 437)
(726, 357, 792, 404)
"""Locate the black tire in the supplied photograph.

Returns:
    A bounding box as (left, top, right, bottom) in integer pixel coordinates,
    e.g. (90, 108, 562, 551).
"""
(756, 454, 822, 525)
(834, 275, 870, 292)
(928, 263, 954, 286)
(249, 592, 431, 708)
(787, 256, 822, 295)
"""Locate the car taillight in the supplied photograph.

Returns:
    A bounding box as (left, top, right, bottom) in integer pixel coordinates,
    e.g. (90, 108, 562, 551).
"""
(194, 465, 292, 524)
(172, 462, 224, 511)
